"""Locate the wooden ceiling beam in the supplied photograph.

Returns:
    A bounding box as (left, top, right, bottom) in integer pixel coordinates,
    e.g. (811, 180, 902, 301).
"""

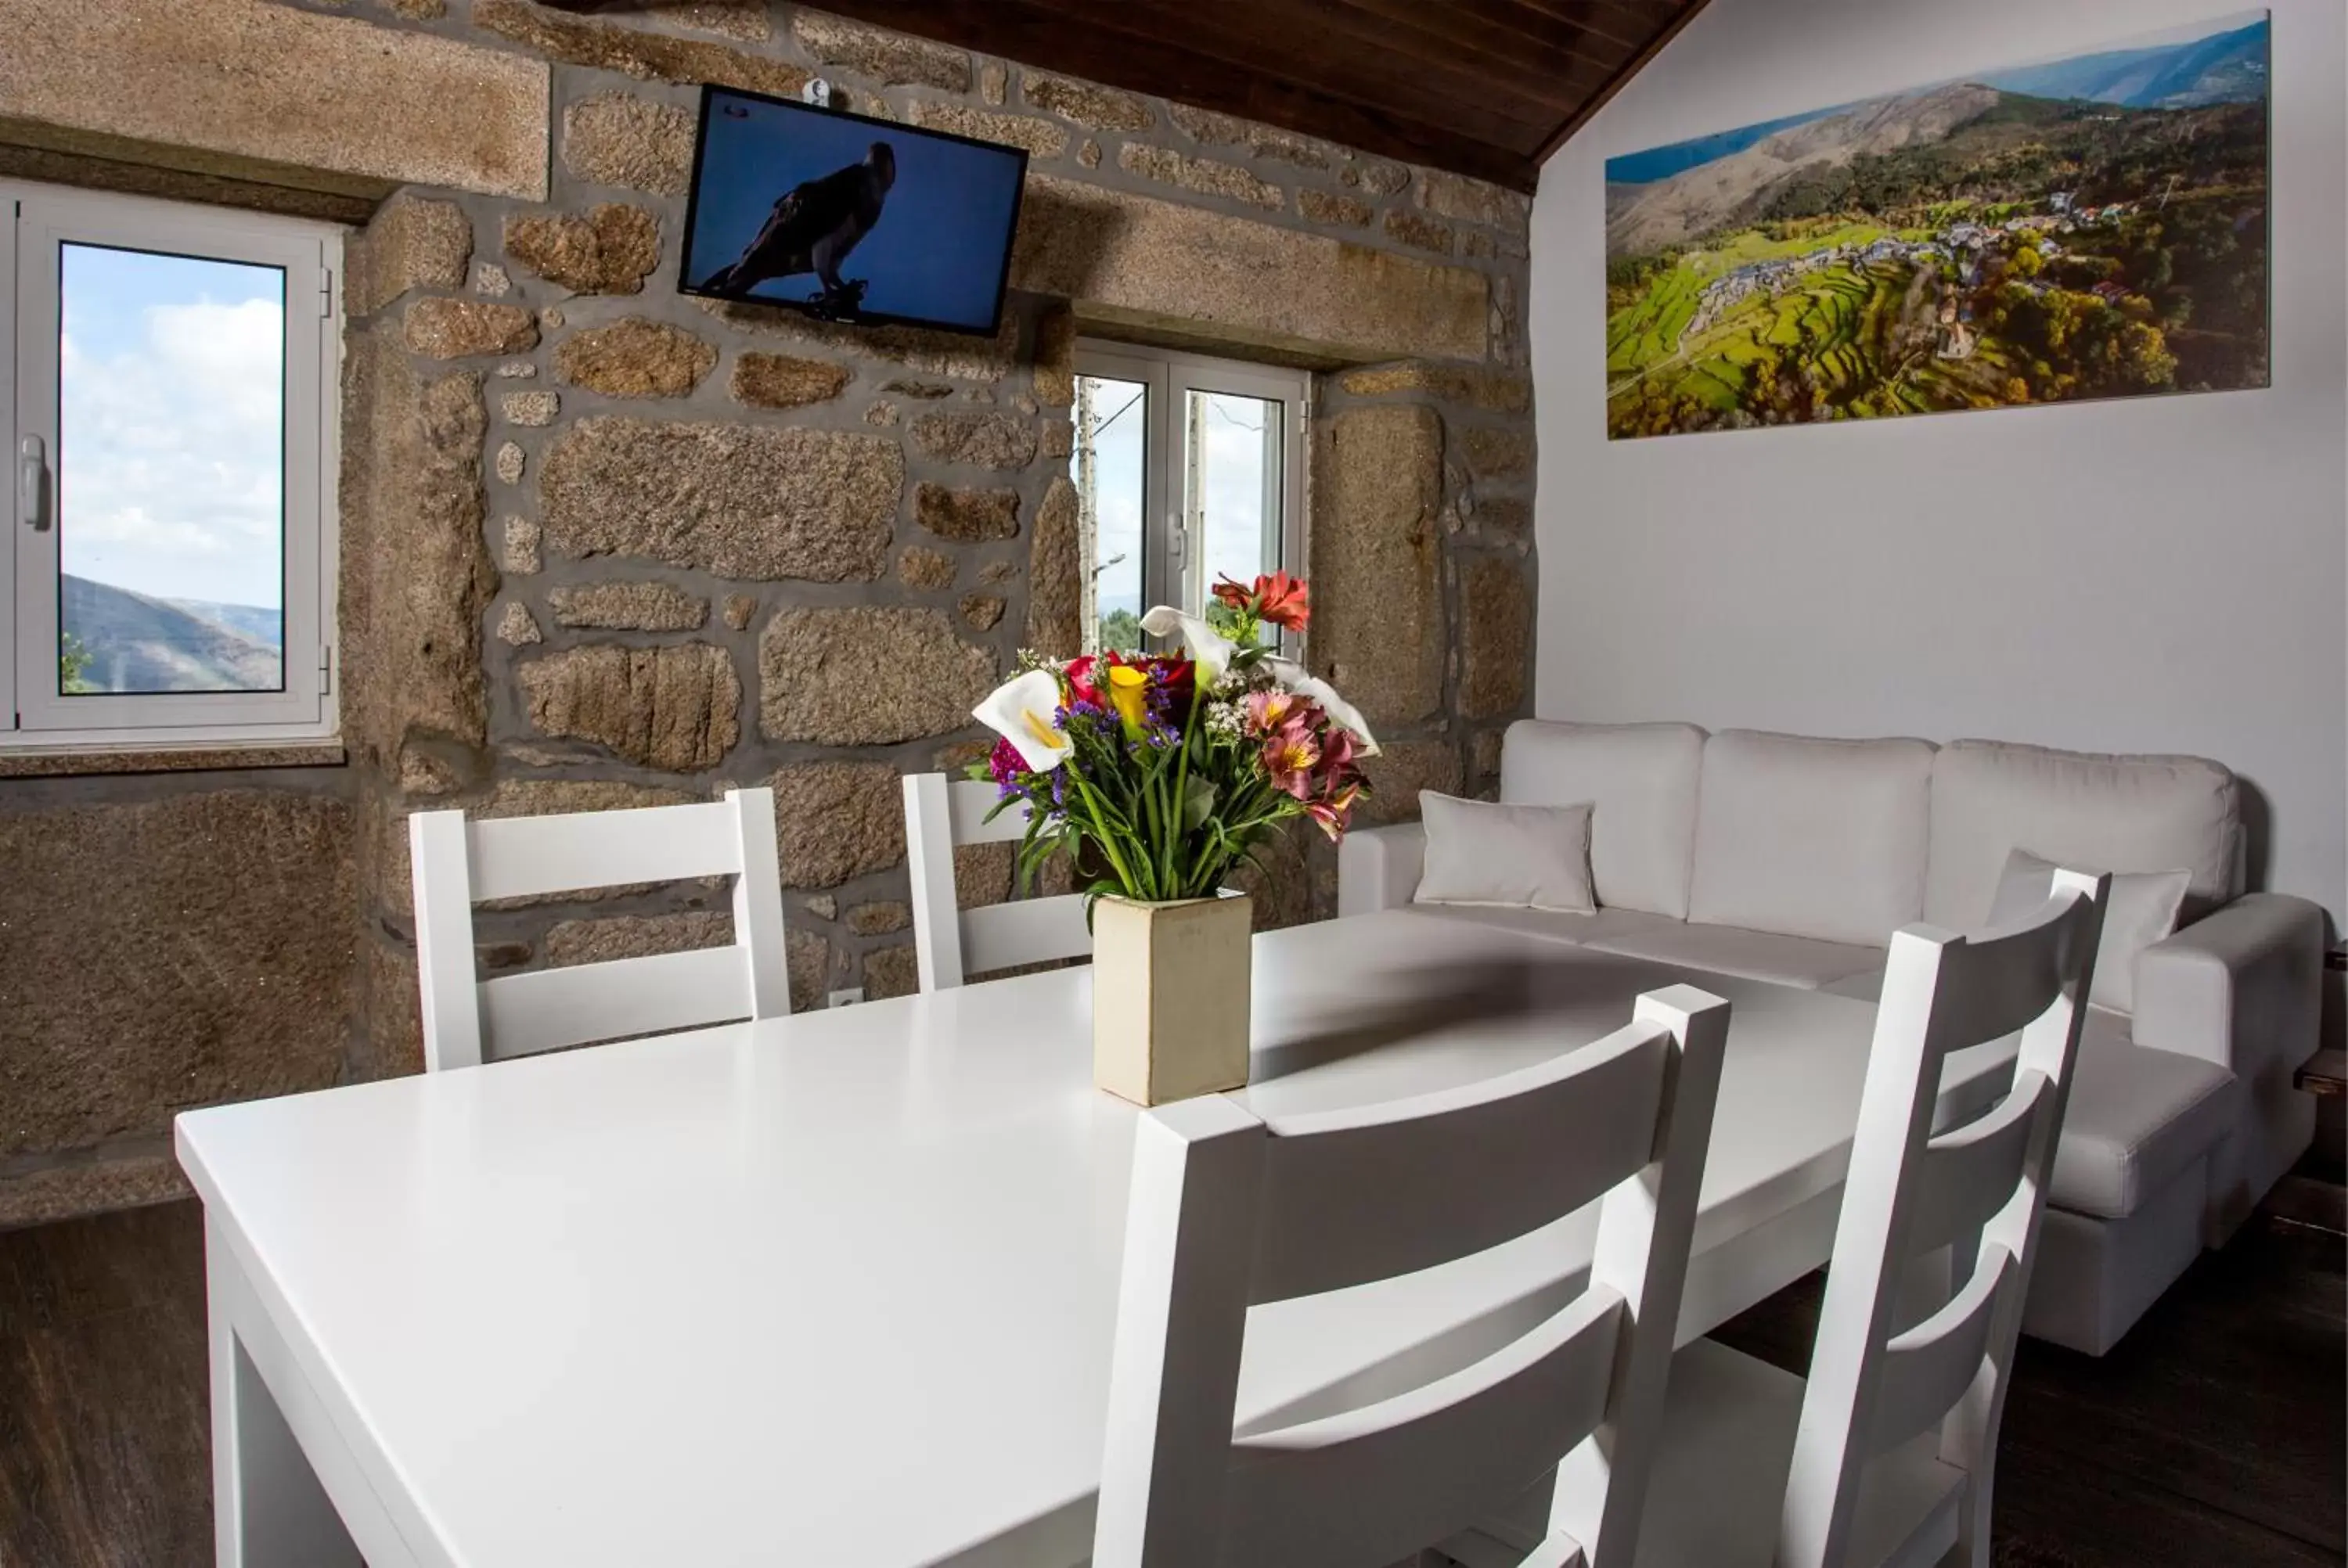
(1245, 0, 1623, 114)
(1061, 0, 1568, 147)
(808, 0, 1545, 190)
(1492, 0, 1678, 57)
(1324, 0, 1629, 81)
(1535, 0, 1710, 166)
(557, 0, 1703, 193)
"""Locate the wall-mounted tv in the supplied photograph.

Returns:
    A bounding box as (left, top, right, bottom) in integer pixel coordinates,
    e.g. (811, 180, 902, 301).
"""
(679, 85, 1028, 337)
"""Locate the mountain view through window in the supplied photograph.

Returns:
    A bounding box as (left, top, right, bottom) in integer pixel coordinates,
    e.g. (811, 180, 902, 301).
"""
(56, 243, 286, 696)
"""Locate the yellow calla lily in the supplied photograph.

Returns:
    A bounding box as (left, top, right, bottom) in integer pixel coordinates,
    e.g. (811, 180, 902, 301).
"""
(1105, 663, 1151, 738)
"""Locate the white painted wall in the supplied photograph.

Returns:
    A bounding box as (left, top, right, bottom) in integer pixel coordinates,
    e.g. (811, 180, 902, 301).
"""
(1531, 0, 2346, 922)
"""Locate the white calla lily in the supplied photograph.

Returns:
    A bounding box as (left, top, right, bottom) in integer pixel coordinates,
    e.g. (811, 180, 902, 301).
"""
(1139, 606, 1239, 685)
(973, 668, 1071, 771)
(1268, 657, 1381, 757)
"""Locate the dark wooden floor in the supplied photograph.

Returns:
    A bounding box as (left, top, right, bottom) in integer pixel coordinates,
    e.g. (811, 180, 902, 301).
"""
(1, 1197, 2340, 1567)
(0, 1203, 212, 1567)
(1714, 1209, 2348, 1567)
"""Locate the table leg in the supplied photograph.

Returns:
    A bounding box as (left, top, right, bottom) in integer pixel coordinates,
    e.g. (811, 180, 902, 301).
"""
(207, 1220, 366, 1567)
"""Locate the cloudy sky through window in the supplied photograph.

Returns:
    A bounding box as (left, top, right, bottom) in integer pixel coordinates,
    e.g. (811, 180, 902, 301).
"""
(1082, 378, 1282, 627)
(57, 243, 285, 612)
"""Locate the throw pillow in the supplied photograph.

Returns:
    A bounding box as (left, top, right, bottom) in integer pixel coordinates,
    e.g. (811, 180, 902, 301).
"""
(1414, 793, 1597, 914)
(1986, 847, 2191, 1016)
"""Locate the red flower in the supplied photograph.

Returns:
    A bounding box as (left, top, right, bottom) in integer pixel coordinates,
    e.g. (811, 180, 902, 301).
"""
(1255, 572, 1311, 631)
(1212, 571, 1313, 632)
(1064, 654, 1101, 705)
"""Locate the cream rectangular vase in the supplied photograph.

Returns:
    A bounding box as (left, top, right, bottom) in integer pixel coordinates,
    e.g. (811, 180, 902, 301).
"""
(1091, 891, 1254, 1106)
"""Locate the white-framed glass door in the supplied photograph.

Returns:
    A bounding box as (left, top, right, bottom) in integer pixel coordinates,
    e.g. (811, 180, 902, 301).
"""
(1071, 345, 1165, 653)
(1072, 341, 1308, 656)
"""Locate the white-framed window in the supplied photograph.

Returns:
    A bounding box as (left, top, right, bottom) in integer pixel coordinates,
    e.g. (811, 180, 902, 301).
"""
(1071, 341, 1308, 656)
(3, 181, 340, 750)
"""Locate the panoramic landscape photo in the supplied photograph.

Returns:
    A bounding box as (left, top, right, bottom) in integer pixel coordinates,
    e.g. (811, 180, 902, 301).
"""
(1604, 13, 2271, 440)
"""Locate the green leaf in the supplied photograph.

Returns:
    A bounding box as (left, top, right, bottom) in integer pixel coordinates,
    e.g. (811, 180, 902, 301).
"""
(1081, 878, 1125, 930)
(1182, 775, 1218, 831)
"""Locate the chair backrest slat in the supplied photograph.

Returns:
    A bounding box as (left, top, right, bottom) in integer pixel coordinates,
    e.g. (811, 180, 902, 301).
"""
(1867, 1246, 2016, 1455)
(949, 779, 1031, 843)
(959, 895, 1094, 978)
(1221, 1289, 1626, 1568)
(1916, 897, 2098, 1053)
(904, 773, 1092, 990)
(1777, 869, 2107, 1568)
(479, 945, 754, 1060)
(466, 800, 745, 901)
(409, 788, 790, 1070)
(1903, 1070, 2048, 1257)
(1095, 984, 1732, 1568)
(1248, 1022, 1669, 1305)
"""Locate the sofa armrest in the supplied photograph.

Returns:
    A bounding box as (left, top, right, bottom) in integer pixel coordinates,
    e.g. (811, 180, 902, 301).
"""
(2132, 892, 2325, 1080)
(1338, 822, 1427, 917)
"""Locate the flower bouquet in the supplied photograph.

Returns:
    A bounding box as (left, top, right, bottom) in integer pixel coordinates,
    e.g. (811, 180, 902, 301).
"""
(967, 572, 1376, 1104)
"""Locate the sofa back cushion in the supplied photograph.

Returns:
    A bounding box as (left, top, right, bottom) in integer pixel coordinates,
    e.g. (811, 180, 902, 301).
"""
(1923, 739, 2239, 930)
(1688, 730, 1936, 948)
(1500, 720, 1705, 917)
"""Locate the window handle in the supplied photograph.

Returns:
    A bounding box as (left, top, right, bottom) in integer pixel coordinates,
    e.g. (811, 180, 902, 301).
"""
(18, 437, 49, 532)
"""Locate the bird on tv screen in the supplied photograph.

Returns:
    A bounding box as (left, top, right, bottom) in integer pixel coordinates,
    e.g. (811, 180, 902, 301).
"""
(679, 85, 1028, 336)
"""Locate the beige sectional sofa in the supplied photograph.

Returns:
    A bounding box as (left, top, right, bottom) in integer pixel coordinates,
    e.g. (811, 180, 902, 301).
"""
(1338, 721, 2327, 1355)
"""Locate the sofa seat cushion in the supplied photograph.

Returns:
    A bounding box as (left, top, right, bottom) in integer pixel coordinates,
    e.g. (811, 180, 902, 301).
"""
(1923, 739, 2238, 930)
(1399, 902, 1684, 951)
(1688, 730, 1936, 948)
(1576, 921, 1885, 991)
(1820, 973, 2238, 1222)
(2052, 1029, 2238, 1220)
(1500, 720, 1706, 918)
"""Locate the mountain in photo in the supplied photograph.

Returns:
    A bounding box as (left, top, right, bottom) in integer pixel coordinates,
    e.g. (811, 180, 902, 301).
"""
(63, 574, 282, 693)
(1606, 82, 2008, 256)
(1981, 20, 2268, 110)
(1605, 16, 2271, 257)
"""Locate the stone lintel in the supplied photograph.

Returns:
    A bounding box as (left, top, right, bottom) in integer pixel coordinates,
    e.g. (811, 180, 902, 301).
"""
(1012, 176, 1488, 365)
(0, 0, 551, 203)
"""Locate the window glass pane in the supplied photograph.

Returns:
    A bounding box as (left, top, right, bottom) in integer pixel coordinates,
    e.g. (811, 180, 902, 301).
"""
(1075, 373, 1147, 653)
(56, 243, 286, 696)
(1187, 390, 1281, 618)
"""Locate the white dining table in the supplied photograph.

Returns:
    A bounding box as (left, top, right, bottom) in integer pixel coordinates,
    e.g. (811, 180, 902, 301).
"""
(177, 907, 2015, 1568)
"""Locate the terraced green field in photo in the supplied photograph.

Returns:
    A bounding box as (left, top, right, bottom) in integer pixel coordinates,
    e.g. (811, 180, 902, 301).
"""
(1610, 256, 1908, 407)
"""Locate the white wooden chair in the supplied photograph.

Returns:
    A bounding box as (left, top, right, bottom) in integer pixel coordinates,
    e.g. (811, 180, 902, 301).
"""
(1094, 984, 1734, 1568)
(902, 772, 1092, 991)
(1554, 870, 2110, 1568)
(408, 787, 790, 1071)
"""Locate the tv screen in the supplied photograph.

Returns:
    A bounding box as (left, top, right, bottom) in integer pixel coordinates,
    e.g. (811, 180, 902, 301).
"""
(679, 85, 1028, 336)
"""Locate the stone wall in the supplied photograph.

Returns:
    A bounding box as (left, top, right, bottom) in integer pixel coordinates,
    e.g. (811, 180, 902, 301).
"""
(0, 0, 1536, 1224)
(0, 770, 360, 1226)
(337, 0, 1538, 1028)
